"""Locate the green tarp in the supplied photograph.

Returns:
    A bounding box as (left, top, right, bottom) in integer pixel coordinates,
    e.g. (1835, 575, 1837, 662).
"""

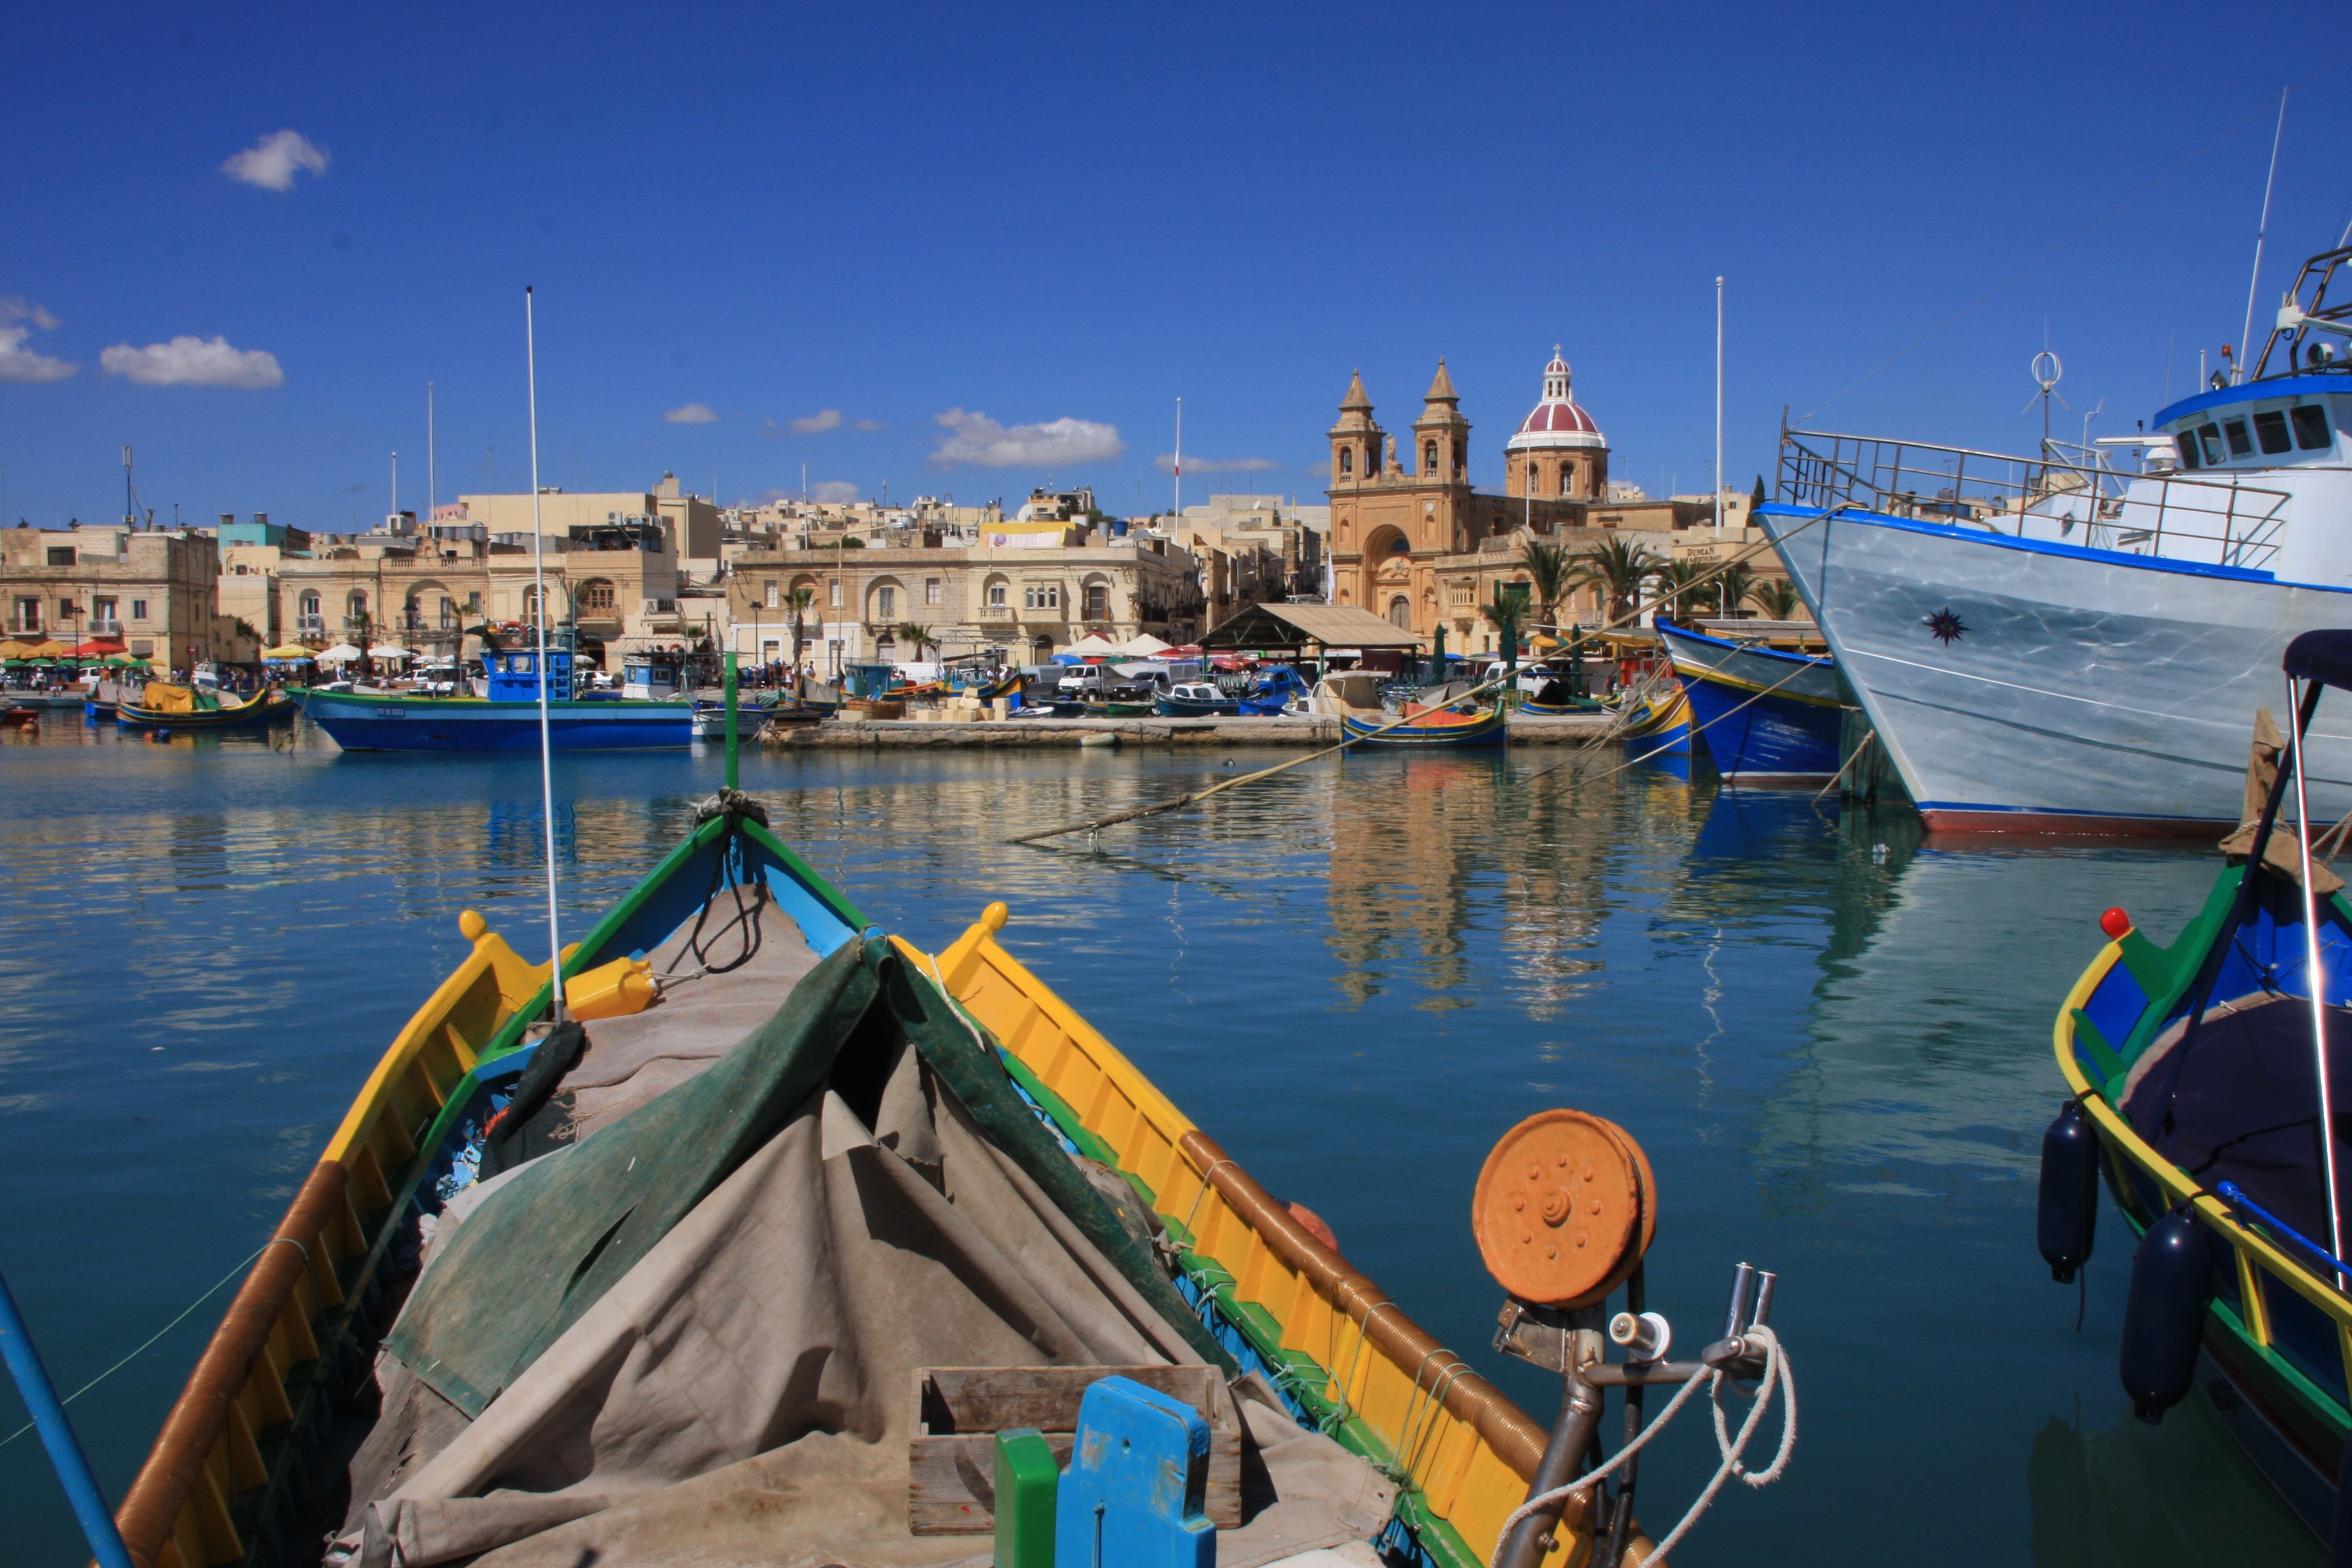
(388, 935, 1226, 1418)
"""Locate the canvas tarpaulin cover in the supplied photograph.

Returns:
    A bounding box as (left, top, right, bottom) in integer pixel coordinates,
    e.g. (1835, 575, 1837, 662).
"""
(340, 936, 1387, 1566)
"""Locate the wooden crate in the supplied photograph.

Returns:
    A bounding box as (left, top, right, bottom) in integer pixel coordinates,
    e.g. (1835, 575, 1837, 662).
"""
(909, 1365, 1241, 1534)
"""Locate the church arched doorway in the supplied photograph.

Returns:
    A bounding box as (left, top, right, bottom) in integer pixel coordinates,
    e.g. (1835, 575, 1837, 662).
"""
(1387, 596, 1413, 630)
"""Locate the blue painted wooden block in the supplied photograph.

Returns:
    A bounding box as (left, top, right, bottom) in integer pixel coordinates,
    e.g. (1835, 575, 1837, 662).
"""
(1054, 1376, 1217, 1568)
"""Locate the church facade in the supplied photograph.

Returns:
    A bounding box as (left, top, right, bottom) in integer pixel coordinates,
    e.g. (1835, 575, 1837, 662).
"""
(1325, 351, 1699, 650)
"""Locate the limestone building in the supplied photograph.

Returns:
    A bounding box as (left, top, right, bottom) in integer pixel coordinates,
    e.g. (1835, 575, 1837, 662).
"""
(2, 523, 227, 667)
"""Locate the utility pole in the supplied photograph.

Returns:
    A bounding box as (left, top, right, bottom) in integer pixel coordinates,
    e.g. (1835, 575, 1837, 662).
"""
(1173, 397, 1183, 518)
(390, 451, 399, 525)
(123, 446, 134, 529)
(1714, 276, 1725, 541)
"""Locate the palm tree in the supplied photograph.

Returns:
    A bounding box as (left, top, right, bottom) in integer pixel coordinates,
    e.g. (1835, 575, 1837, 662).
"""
(1648, 559, 1711, 623)
(1711, 561, 1757, 619)
(1478, 586, 1526, 659)
(1749, 578, 1804, 621)
(1518, 539, 1573, 632)
(1571, 537, 1662, 625)
(783, 587, 815, 670)
(893, 622, 938, 662)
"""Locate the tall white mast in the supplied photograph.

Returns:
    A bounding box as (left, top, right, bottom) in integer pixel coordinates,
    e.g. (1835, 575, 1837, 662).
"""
(427, 382, 437, 522)
(1173, 397, 1183, 518)
(2238, 88, 2288, 385)
(1714, 276, 1725, 541)
(525, 287, 564, 1025)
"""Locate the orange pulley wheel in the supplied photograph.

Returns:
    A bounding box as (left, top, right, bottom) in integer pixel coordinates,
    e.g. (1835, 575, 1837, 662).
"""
(1472, 1109, 1655, 1308)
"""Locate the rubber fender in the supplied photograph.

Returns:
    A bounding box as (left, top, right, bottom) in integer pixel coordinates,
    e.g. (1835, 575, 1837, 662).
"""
(2120, 1205, 2213, 1424)
(2037, 1100, 2100, 1283)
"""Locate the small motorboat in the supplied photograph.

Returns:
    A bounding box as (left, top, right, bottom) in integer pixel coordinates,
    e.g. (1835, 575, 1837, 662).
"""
(1155, 681, 1240, 717)
(691, 699, 772, 741)
(2, 706, 38, 729)
(83, 698, 117, 722)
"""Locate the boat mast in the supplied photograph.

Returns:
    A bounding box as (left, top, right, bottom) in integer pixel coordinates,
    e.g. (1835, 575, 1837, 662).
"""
(2236, 88, 2288, 386)
(524, 287, 564, 1025)
(1714, 276, 1724, 541)
(2288, 673, 2344, 1284)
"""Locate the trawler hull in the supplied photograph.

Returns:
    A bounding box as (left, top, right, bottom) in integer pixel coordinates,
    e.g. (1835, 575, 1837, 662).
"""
(301, 690, 691, 750)
(1762, 503, 2352, 832)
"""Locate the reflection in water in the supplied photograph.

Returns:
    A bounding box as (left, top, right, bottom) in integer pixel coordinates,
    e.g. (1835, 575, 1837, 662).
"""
(0, 725, 2323, 1564)
(2028, 1399, 2321, 1566)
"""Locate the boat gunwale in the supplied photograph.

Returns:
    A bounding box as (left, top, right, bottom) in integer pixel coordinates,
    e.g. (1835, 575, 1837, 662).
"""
(113, 810, 864, 1568)
(2055, 928, 2352, 1446)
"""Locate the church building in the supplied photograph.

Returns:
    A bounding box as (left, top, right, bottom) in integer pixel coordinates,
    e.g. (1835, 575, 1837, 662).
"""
(1325, 350, 1698, 648)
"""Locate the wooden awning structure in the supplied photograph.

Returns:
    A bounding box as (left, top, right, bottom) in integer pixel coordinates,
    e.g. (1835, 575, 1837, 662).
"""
(1198, 602, 1422, 652)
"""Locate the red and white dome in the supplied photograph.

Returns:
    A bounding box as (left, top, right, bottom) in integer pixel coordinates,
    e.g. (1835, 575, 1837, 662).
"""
(1505, 347, 1605, 452)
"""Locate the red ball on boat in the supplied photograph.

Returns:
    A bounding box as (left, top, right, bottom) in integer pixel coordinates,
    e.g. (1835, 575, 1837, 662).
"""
(2099, 907, 2133, 939)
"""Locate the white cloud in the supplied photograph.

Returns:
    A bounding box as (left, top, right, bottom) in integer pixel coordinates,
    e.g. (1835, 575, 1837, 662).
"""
(1154, 452, 1279, 475)
(0, 298, 76, 382)
(929, 407, 1123, 469)
(789, 408, 843, 434)
(100, 335, 284, 388)
(664, 402, 719, 424)
(809, 480, 861, 503)
(220, 129, 330, 191)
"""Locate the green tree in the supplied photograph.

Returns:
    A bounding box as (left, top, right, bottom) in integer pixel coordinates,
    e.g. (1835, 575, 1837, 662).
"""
(1648, 558, 1711, 621)
(1478, 586, 1525, 659)
(783, 586, 815, 668)
(1750, 474, 1768, 518)
(1570, 537, 1662, 624)
(893, 622, 937, 661)
(1711, 560, 1757, 618)
(1750, 579, 1803, 621)
(1518, 539, 1573, 633)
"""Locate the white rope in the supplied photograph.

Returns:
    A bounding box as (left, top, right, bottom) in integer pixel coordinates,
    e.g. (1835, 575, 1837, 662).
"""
(1486, 1326, 1795, 1568)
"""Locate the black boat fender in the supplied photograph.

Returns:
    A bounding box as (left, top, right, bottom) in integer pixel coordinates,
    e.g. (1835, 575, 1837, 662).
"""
(2120, 1203, 2213, 1423)
(2037, 1099, 2100, 1282)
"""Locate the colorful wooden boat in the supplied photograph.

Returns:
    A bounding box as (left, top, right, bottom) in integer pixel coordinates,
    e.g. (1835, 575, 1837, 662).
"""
(109, 807, 1659, 1568)
(2047, 632, 2352, 1548)
(1657, 622, 1842, 782)
(83, 699, 116, 722)
(117, 683, 295, 730)
(1342, 700, 1509, 749)
(1622, 683, 1693, 760)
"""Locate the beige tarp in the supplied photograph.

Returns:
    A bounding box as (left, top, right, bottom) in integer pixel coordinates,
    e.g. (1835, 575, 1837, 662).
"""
(333, 1004, 1390, 1567)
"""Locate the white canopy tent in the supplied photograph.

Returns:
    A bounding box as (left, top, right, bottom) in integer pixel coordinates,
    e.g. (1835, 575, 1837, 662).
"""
(368, 644, 415, 661)
(1060, 633, 1123, 658)
(1112, 632, 1173, 657)
(317, 644, 365, 664)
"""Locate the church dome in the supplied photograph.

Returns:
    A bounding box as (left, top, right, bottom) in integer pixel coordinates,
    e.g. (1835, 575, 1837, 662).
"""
(1504, 347, 1606, 452)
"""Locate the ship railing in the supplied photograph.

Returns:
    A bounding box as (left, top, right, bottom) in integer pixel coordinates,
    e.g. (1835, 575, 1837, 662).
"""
(1777, 427, 2294, 573)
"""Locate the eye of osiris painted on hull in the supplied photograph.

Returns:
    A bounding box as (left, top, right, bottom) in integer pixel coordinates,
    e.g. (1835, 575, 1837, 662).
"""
(1923, 607, 1967, 645)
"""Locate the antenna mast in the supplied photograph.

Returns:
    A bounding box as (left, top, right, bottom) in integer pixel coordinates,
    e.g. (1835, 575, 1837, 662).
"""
(525, 287, 564, 1025)
(2238, 88, 2289, 385)
(1173, 397, 1183, 517)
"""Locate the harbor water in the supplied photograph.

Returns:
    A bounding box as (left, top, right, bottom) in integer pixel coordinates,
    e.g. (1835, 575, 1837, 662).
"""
(0, 720, 2322, 1565)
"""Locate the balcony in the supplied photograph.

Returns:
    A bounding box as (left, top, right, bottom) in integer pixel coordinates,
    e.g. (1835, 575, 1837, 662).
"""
(296, 616, 326, 637)
(88, 619, 122, 637)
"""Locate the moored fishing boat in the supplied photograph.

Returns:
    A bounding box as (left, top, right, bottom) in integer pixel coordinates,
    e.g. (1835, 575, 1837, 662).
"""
(301, 645, 691, 751)
(1656, 622, 1841, 782)
(1622, 682, 1693, 760)
(92, 774, 1805, 1568)
(117, 682, 295, 730)
(1763, 243, 2352, 833)
(2042, 633, 2352, 1548)
(1154, 681, 1240, 717)
(1342, 698, 1509, 749)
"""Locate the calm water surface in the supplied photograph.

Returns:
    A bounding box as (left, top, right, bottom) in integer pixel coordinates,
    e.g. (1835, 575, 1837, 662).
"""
(0, 720, 2320, 1565)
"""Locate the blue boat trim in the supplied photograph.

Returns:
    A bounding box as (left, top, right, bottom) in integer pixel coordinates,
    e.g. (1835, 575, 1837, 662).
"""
(1758, 502, 2352, 593)
(2149, 373, 2350, 431)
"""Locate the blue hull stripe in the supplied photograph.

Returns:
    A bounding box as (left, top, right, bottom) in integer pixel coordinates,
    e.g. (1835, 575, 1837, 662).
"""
(1677, 670, 1840, 777)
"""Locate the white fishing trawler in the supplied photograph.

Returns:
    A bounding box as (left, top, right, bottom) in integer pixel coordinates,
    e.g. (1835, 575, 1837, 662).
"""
(1761, 244, 2352, 832)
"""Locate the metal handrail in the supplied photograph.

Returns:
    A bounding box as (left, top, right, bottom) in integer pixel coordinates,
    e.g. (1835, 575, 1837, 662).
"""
(1777, 425, 2295, 571)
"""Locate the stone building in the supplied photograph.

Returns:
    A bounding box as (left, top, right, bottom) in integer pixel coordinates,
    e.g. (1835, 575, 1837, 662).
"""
(2, 523, 226, 667)
(722, 532, 1206, 670)
(1326, 351, 1706, 650)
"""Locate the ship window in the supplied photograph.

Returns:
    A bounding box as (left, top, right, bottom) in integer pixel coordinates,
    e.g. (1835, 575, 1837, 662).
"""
(2174, 433, 2201, 469)
(2223, 419, 2253, 457)
(2253, 410, 2293, 455)
(2197, 425, 2226, 465)
(2293, 404, 2332, 450)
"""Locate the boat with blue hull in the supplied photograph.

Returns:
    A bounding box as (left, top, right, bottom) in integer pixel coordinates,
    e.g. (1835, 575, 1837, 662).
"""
(1623, 682, 1694, 760)
(1763, 243, 2352, 833)
(302, 646, 691, 751)
(1656, 622, 1842, 781)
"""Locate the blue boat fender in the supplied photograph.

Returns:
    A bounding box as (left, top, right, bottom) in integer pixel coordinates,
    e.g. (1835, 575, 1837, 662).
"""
(2119, 1203, 2213, 1423)
(2036, 1099, 2100, 1283)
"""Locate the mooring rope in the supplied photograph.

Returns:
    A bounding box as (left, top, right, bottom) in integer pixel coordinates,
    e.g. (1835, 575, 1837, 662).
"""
(1488, 1325, 1796, 1568)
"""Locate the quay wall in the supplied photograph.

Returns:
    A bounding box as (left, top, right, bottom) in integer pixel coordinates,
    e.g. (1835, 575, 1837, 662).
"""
(762, 713, 1612, 749)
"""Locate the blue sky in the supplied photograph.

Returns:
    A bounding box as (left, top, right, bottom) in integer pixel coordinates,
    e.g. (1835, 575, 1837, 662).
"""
(3, 2, 2347, 531)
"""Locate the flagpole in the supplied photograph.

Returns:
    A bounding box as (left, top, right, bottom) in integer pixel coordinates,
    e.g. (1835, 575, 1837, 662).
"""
(1714, 276, 1725, 541)
(525, 287, 564, 1025)
(1173, 397, 1183, 518)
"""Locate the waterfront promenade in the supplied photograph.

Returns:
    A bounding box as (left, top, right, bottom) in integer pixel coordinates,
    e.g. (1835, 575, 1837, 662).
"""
(763, 711, 1614, 748)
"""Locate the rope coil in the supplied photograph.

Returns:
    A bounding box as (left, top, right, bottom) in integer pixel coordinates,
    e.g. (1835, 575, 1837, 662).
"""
(1489, 1325, 1796, 1568)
